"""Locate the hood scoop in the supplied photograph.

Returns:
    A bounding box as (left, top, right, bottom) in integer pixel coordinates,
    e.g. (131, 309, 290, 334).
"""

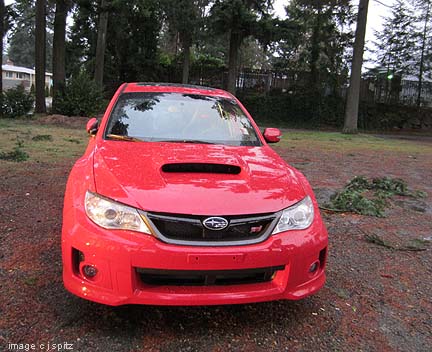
(161, 163, 241, 175)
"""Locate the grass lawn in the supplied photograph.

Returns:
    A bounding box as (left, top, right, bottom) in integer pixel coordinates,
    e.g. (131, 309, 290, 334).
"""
(276, 129, 432, 154)
(0, 118, 87, 162)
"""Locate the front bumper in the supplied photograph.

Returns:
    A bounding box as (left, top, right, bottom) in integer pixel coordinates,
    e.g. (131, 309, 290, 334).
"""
(62, 207, 328, 306)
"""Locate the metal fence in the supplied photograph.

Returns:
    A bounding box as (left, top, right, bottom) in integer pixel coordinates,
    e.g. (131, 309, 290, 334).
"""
(360, 77, 432, 107)
(107, 67, 432, 107)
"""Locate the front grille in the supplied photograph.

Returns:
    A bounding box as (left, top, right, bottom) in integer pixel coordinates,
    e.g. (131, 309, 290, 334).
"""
(136, 266, 285, 286)
(145, 211, 279, 246)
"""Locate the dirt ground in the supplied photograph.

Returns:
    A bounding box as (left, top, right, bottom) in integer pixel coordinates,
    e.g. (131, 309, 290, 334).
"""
(0, 118, 431, 352)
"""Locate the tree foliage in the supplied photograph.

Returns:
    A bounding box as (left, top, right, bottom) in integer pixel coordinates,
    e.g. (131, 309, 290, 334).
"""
(412, 0, 432, 106)
(274, 0, 354, 94)
(160, 0, 209, 83)
(209, 0, 273, 92)
(2, 0, 432, 125)
(54, 71, 105, 116)
(67, 0, 162, 87)
(372, 0, 416, 75)
(7, 0, 54, 69)
(0, 84, 34, 118)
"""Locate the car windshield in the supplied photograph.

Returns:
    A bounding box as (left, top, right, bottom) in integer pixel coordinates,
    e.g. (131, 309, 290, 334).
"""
(104, 92, 261, 146)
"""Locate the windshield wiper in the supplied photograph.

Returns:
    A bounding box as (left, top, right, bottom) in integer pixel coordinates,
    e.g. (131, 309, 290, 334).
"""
(106, 134, 143, 142)
(157, 139, 216, 145)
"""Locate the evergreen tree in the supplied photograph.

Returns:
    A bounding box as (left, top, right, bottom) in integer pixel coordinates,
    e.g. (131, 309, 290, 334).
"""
(66, 0, 162, 88)
(66, 0, 98, 77)
(52, 0, 72, 112)
(104, 0, 162, 83)
(412, 0, 432, 106)
(373, 0, 416, 76)
(160, 0, 210, 84)
(209, 0, 273, 93)
(274, 0, 354, 95)
(343, 0, 369, 134)
(94, 0, 108, 87)
(35, 0, 46, 113)
(7, 0, 54, 69)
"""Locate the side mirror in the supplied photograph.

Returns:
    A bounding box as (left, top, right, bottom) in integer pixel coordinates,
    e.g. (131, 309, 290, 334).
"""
(86, 118, 99, 136)
(263, 128, 282, 143)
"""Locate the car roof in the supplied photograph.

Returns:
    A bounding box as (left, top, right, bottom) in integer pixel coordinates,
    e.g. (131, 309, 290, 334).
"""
(122, 82, 233, 99)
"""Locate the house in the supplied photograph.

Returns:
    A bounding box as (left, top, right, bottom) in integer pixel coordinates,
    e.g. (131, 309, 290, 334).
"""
(1, 61, 52, 92)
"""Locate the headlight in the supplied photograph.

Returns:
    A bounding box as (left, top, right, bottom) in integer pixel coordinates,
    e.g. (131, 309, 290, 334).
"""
(85, 191, 151, 234)
(272, 195, 314, 234)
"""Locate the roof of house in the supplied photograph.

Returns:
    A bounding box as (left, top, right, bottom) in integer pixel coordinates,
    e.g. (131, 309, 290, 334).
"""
(2, 64, 52, 76)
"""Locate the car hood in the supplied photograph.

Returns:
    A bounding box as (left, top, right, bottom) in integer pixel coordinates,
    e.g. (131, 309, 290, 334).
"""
(93, 141, 306, 215)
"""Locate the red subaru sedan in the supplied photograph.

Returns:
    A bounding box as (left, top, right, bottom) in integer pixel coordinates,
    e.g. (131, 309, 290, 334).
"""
(62, 83, 328, 306)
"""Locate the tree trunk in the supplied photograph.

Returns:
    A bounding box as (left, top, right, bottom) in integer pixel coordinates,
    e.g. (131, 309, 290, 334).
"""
(227, 30, 241, 94)
(35, 0, 47, 113)
(310, 5, 322, 94)
(417, 0, 431, 107)
(343, 0, 369, 134)
(94, 0, 109, 88)
(0, 0, 4, 93)
(52, 0, 70, 113)
(182, 42, 191, 84)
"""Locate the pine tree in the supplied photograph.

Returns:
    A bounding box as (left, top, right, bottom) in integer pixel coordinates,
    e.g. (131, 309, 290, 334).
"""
(209, 0, 273, 94)
(94, 0, 108, 88)
(412, 0, 432, 106)
(343, 0, 369, 134)
(67, 0, 162, 86)
(7, 0, 54, 69)
(275, 0, 354, 95)
(66, 0, 99, 77)
(52, 0, 71, 113)
(160, 0, 210, 84)
(373, 0, 416, 76)
(35, 0, 46, 113)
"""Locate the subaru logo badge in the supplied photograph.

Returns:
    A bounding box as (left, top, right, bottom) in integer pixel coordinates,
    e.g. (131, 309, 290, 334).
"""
(202, 217, 229, 231)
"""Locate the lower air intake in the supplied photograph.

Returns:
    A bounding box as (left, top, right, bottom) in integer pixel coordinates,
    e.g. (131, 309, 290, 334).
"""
(136, 266, 285, 286)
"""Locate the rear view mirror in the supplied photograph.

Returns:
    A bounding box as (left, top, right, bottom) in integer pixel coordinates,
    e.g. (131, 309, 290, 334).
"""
(86, 118, 99, 136)
(263, 128, 282, 143)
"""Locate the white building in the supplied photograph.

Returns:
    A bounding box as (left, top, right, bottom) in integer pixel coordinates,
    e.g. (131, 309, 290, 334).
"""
(2, 61, 53, 91)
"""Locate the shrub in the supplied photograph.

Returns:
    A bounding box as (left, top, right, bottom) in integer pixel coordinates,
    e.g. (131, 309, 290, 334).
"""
(0, 85, 34, 118)
(0, 139, 29, 162)
(0, 147, 29, 162)
(54, 72, 106, 117)
(238, 91, 345, 128)
(32, 134, 53, 142)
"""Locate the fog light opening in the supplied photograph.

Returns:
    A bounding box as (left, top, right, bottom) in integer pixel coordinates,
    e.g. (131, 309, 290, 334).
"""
(309, 261, 320, 274)
(82, 265, 98, 279)
(72, 248, 85, 276)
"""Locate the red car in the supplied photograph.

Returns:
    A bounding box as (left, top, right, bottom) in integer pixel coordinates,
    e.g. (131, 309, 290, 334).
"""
(62, 83, 328, 306)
